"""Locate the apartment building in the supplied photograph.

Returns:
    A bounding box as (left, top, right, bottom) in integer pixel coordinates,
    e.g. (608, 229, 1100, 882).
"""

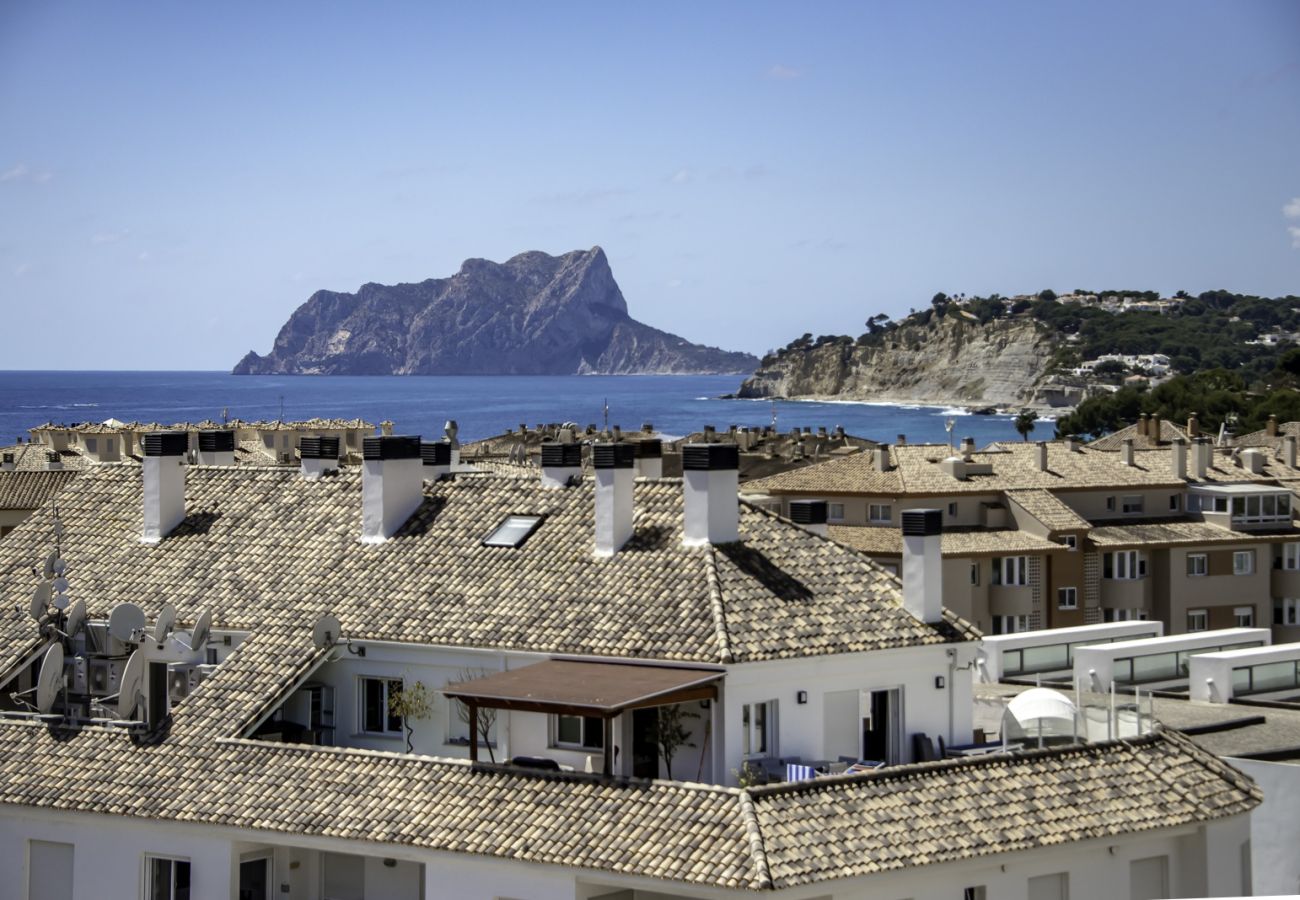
(743, 434, 1300, 641)
(0, 435, 1257, 899)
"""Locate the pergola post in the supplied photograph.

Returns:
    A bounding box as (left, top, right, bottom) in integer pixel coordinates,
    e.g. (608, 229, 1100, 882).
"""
(469, 701, 478, 762)
(603, 716, 614, 776)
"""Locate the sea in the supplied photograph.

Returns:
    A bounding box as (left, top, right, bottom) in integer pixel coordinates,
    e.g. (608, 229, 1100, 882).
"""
(0, 371, 1041, 446)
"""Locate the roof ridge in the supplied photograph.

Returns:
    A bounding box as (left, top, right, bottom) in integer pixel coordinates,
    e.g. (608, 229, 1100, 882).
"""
(1158, 727, 1265, 806)
(704, 546, 734, 664)
(736, 789, 774, 890)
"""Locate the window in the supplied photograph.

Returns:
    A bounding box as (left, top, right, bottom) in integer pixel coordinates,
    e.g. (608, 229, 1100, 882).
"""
(1233, 550, 1255, 576)
(482, 514, 543, 548)
(447, 698, 497, 747)
(1106, 496, 1116, 512)
(1104, 550, 1145, 580)
(1187, 609, 1208, 632)
(969, 562, 979, 586)
(106, 437, 116, 453)
(991, 556, 1028, 586)
(553, 715, 603, 750)
(1281, 543, 1300, 570)
(1234, 606, 1254, 627)
(1026, 872, 1068, 900)
(1104, 608, 1148, 622)
(947, 502, 958, 517)
(1275, 598, 1300, 626)
(146, 856, 191, 900)
(964, 888, 987, 900)
(992, 614, 1030, 635)
(1057, 587, 1078, 610)
(360, 677, 402, 734)
(1062, 534, 1077, 551)
(868, 503, 891, 524)
(1186, 553, 1207, 577)
(1229, 491, 1291, 524)
(1169, 493, 1180, 511)
(827, 502, 845, 522)
(1121, 495, 1144, 514)
(85, 437, 98, 453)
(742, 700, 777, 758)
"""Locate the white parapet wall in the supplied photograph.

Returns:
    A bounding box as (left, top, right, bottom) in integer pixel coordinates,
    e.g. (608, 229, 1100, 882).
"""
(1073, 627, 1271, 691)
(1188, 641, 1300, 703)
(977, 621, 1164, 684)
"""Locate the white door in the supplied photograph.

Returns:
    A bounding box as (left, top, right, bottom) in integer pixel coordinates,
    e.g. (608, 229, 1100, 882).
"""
(1130, 855, 1169, 899)
(322, 853, 364, 900)
(1028, 872, 1068, 900)
(823, 690, 858, 761)
(28, 840, 73, 900)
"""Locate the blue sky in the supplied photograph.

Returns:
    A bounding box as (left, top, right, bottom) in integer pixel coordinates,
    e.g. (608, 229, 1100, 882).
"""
(1, 1, 1298, 369)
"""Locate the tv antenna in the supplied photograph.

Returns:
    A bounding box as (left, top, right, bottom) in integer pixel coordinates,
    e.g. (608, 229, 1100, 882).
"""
(945, 417, 956, 450)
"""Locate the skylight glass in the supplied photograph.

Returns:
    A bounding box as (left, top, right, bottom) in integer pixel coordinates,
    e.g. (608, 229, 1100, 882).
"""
(483, 514, 542, 548)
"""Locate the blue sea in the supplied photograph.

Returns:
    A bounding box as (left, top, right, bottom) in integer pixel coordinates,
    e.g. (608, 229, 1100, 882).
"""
(0, 372, 1038, 446)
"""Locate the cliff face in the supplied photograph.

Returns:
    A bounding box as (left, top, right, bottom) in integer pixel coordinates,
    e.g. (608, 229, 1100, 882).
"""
(737, 316, 1059, 408)
(234, 247, 757, 376)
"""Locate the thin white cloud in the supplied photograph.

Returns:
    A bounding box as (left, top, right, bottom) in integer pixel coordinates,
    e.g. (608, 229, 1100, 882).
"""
(91, 231, 127, 245)
(1290, 225, 1300, 250)
(1, 163, 53, 184)
(767, 64, 801, 80)
(669, 169, 693, 185)
(666, 278, 683, 289)
(534, 187, 630, 206)
(13, 262, 32, 277)
(137, 251, 151, 263)
(1285, 197, 1300, 219)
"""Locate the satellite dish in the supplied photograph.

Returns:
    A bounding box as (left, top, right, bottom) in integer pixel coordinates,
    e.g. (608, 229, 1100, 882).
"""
(117, 651, 143, 719)
(188, 610, 212, 654)
(108, 603, 146, 643)
(65, 599, 87, 638)
(35, 643, 64, 714)
(312, 613, 341, 650)
(52, 576, 69, 594)
(42, 552, 57, 579)
(153, 603, 176, 642)
(53, 558, 66, 577)
(29, 581, 51, 621)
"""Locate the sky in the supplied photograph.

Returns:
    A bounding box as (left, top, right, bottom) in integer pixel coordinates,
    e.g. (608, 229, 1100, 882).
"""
(1, 1, 1298, 369)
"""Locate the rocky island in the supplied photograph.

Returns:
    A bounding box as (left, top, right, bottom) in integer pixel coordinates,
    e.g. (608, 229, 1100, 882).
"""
(234, 247, 757, 376)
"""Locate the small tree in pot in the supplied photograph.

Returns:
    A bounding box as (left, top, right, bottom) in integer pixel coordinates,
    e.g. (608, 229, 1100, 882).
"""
(388, 680, 433, 754)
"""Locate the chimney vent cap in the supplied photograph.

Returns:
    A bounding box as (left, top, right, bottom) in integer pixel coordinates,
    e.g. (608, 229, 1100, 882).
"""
(593, 443, 635, 469)
(901, 508, 943, 536)
(143, 432, 187, 457)
(420, 441, 451, 466)
(541, 442, 583, 468)
(789, 499, 828, 525)
(682, 443, 739, 471)
(198, 430, 235, 452)
(362, 435, 421, 460)
(301, 436, 341, 460)
(635, 439, 663, 459)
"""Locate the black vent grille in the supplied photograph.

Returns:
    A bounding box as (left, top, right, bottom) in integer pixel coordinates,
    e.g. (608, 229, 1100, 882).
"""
(197, 430, 235, 452)
(362, 435, 421, 460)
(2, 453, 12, 464)
(901, 509, 943, 536)
(635, 439, 663, 459)
(541, 443, 582, 468)
(143, 432, 187, 457)
(300, 436, 340, 460)
(593, 443, 635, 469)
(420, 441, 451, 466)
(789, 499, 828, 525)
(682, 443, 739, 471)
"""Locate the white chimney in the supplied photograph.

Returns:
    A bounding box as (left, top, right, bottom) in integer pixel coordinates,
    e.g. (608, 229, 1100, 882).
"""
(788, 498, 828, 537)
(875, 444, 893, 472)
(444, 420, 461, 467)
(682, 443, 739, 546)
(594, 443, 635, 556)
(901, 509, 944, 624)
(940, 455, 968, 480)
(960, 437, 976, 461)
(1241, 448, 1266, 475)
(360, 436, 424, 543)
(142, 432, 187, 543)
(1193, 438, 1211, 478)
(1284, 435, 1297, 469)
(197, 430, 236, 466)
(1120, 438, 1135, 467)
(1035, 441, 1048, 472)
(635, 439, 663, 480)
(1170, 437, 1186, 480)
(540, 442, 582, 488)
(300, 436, 341, 480)
(421, 441, 451, 481)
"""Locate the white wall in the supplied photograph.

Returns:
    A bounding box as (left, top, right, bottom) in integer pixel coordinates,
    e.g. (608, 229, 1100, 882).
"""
(1226, 757, 1300, 896)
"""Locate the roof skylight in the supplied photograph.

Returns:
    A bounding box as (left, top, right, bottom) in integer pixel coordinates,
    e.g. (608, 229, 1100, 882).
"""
(483, 514, 543, 548)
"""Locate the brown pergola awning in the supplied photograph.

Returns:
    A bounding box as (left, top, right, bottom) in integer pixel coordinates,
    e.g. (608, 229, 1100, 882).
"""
(443, 660, 723, 773)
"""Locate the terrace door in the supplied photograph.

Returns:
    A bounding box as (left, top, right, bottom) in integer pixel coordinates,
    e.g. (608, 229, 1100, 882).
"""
(632, 707, 659, 778)
(861, 688, 901, 764)
(238, 857, 269, 900)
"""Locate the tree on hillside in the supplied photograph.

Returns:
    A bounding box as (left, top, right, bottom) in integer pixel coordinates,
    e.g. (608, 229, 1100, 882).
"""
(1014, 409, 1039, 441)
(1038, 289, 1057, 302)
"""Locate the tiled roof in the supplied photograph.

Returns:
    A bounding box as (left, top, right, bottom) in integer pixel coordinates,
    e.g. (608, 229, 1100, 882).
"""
(0, 469, 80, 511)
(1233, 421, 1300, 449)
(1087, 419, 1189, 450)
(1006, 489, 1090, 531)
(749, 730, 1259, 889)
(0, 443, 91, 471)
(745, 442, 1186, 498)
(0, 466, 972, 672)
(828, 525, 1064, 558)
(1087, 518, 1300, 548)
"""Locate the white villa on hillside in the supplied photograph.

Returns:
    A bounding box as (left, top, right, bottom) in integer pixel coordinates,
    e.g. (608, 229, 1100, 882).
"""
(0, 433, 1259, 899)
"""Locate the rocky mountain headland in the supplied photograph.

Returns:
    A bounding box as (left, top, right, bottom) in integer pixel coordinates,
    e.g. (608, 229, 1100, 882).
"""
(738, 315, 1067, 410)
(234, 247, 757, 376)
